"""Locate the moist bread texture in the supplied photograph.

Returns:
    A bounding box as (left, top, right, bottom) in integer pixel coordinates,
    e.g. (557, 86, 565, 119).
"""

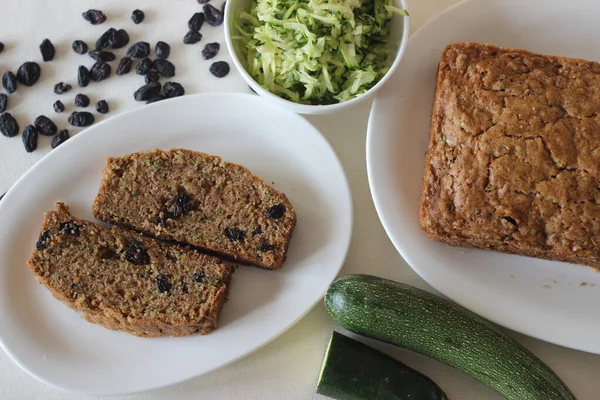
(92, 149, 296, 270)
(420, 42, 600, 268)
(28, 203, 233, 337)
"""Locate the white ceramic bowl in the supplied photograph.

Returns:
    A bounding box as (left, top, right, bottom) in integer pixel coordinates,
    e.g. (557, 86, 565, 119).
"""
(224, 0, 410, 115)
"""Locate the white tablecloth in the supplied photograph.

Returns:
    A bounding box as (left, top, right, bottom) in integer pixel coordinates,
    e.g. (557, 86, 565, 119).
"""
(1, 0, 598, 399)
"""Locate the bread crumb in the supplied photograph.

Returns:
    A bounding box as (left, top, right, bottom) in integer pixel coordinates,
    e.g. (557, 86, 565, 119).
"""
(542, 285, 551, 289)
(510, 274, 516, 279)
(580, 282, 588, 286)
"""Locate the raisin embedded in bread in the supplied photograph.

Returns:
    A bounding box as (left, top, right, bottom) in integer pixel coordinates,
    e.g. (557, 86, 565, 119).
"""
(28, 203, 233, 337)
(92, 149, 297, 270)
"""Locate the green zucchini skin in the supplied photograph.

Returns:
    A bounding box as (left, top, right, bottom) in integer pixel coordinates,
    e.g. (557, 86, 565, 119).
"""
(324, 274, 576, 400)
(317, 331, 448, 400)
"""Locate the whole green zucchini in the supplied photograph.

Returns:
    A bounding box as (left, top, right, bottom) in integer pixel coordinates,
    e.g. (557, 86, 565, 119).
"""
(324, 274, 576, 400)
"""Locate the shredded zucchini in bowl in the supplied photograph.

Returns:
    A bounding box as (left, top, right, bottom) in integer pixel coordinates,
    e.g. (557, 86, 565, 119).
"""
(233, 0, 408, 105)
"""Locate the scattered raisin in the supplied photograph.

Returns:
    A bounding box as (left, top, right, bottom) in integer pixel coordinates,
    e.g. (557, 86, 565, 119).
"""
(68, 111, 95, 127)
(224, 227, 246, 241)
(172, 192, 193, 217)
(82, 9, 106, 25)
(74, 94, 90, 108)
(155, 213, 170, 226)
(95, 28, 116, 51)
(77, 65, 90, 87)
(2, 71, 17, 93)
(145, 70, 159, 84)
(90, 61, 111, 81)
(111, 29, 130, 49)
(155, 41, 170, 59)
(0, 94, 6, 113)
(136, 58, 152, 75)
(134, 82, 161, 101)
(209, 61, 230, 78)
(88, 50, 115, 62)
(72, 40, 88, 55)
(152, 59, 175, 77)
(115, 58, 132, 76)
(39, 39, 55, 62)
(156, 274, 171, 293)
(125, 241, 150, 265)
(0, 113, 19, 137)
(34, 115, 57, 136)
(203, 4, 224, 26)
(131, 9, 145, 24)
(126, 41, 150, 59)
(16, 62, 41, 86)
(192, 272, 205, 283)
(22, 125, 38, 153)
(96, 100, 109, 114)
(257, 242, 274, 252)
(146, 96, 164, 104)
(188, 12, 205, 32)
(60, 221, 81, 236)
(53, 100, 65, 113)
(183, 31, 202, 45)
(36, 231, 51, 250)
(202, 42, 220, 60)
(252, 226, 263, 236)
(266, 204, 285, 219)
(163, 82, 185, 98)
(52, 129, 70, 148)
(54, 82, 72, 95)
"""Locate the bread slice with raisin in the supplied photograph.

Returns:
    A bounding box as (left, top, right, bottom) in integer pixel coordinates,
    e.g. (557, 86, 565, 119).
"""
(28, 203, 233, 338)
(92, 149, 297, 270)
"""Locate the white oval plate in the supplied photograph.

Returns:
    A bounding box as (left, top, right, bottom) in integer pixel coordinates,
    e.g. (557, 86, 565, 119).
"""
(367, 0, 600, 354)
(0, 93, 352, 395)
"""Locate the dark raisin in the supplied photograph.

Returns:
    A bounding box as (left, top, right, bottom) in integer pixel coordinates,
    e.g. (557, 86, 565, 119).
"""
(126, 41, 150, 59)
(0, 42, 4, 54)
(209, 61, 230, 78)
(0, 94, 6, 113)
(34, 115, 57, 136)
(146, 95, 165, 104)
(156, 274, 171, 293)
(155, 41, 170, 59)
(131, 9, 145, 24)
(95, 28, 116, 51)
(77, 65, 90, 87)
(54, 82, 72, 94)
(136, 58, 152, 75)
(83, 9, 107, 25)
(224, 227, 246, 241)
(266, 204, 285, 219)
(111, 29, 130, 49)
(2, 71, 17, 93)
(53, 100, 65, 113)
(39, 39, 55, 62)
(16, 62, 41, 86)
(145, 70, 159, 84)
(192, 272, 205, 283)
(152, 59, 175, 77)
(188, 12, 205, 32)
(134, 82, 161, 101)
(0, 113, 19, 137)
(172, 192, 193, 217)
(155, 213, 171, 225)
(36, 231, 51, 250)
(52, 129, 70, 148)
(163, 82, 185, 98)
(202, 42, 220, 60)
(183, 31, 202, 45)
(68, 111, 95, 127)
(22, 125, 38, 153)
(257, 242, 274, 252)
(116, 57, 132, 76)
(72, 40, 88, 54)
(90, 61, 111, 81)
(96, 100, 109, 114)
(252, 226, 263, 236)
(203, 4, 224, 26)
(125, 241, 150, 265)
(60, 221, 81, 236)
(181, 280, 189, 294)
(88, 50, 115, 62)
(74, 94, 90, 108)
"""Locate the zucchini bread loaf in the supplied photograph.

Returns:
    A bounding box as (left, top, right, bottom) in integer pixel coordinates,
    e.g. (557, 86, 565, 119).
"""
(420, 42, 600, 268)
(92, 149, 296, 270)
(28, 203, 233, 337)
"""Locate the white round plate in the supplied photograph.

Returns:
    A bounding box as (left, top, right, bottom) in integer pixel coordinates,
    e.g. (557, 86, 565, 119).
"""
(0, 93, 352, 395)
(367, 0, 600, 354)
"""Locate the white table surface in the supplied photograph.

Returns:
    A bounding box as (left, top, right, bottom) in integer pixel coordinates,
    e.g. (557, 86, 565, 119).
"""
(1, 0, 598, 399)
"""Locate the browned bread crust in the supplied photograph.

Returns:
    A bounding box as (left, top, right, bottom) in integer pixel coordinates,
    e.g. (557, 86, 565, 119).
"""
(420, 42, 600, 268)
(92, 149, 296, 270)
(28, 203, 233, 337)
